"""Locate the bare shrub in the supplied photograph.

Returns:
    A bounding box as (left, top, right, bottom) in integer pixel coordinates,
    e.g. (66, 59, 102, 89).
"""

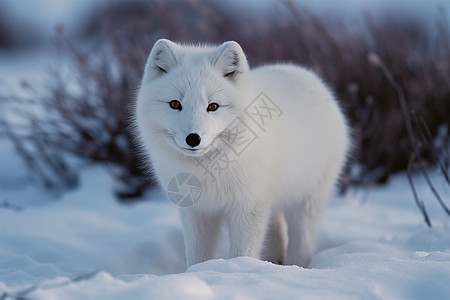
(1, 26, 153, 198)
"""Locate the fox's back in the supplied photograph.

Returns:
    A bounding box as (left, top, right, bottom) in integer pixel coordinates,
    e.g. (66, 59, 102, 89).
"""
(240, 64, 350, 196)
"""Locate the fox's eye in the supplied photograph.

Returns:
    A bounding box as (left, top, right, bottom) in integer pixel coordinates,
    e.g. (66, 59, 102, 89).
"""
(207, 102, 219, 112)
(169, 100, 182, 111)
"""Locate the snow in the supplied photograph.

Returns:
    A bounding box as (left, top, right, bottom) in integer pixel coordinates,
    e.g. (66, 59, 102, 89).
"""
(1, 137, 449, 299)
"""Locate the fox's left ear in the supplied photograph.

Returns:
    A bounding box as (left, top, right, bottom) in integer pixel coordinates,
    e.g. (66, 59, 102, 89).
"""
(212, 41, 249, 82)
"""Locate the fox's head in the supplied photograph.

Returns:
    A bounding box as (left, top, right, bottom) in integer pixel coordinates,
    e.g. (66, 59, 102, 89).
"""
(136, 39, 249, 157)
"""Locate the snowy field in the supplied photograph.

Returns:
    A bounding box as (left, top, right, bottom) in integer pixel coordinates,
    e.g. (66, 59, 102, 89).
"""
(1, 139, 449, 299)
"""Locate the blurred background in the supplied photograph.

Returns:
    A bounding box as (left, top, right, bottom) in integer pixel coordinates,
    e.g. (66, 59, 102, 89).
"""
(0, 0, 449, 208)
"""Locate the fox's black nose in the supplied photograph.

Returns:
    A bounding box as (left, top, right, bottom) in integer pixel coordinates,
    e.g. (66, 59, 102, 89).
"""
(186, 133, 201, 148)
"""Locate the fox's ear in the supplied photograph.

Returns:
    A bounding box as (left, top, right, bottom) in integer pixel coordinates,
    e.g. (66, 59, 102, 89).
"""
(144, 39, 178, 79)
(212, 41, 248, 81)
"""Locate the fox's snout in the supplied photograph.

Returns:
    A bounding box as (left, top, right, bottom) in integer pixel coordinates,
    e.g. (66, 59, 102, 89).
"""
(186, 133, 201, 148)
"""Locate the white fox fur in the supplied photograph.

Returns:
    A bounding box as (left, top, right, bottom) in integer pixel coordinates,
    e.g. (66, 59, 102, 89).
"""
(135, 39, 351, 268)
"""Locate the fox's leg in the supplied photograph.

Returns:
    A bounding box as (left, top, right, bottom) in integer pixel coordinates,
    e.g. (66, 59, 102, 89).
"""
(227, 201, 271, 259)
(179, 209, 222, 268)
(283, 194, 327, 267)
(261, 210, 288, 265)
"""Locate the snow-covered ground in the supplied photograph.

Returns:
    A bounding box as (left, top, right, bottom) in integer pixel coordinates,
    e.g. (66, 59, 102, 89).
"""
(1, 138, 449, 299)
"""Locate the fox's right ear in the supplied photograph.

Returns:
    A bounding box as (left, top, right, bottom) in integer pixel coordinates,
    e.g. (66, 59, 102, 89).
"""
(144, 39, 178, 79)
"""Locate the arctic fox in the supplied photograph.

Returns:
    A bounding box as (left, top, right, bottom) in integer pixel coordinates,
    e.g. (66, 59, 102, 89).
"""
(135, 39, 350, 268)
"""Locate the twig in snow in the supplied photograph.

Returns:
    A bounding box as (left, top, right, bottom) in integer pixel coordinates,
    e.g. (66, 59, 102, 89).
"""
(407, 153, 432, 227)
(4, 270, 101, 300)
(0, 200, 22, 212)
(369, 53, 449, 226)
